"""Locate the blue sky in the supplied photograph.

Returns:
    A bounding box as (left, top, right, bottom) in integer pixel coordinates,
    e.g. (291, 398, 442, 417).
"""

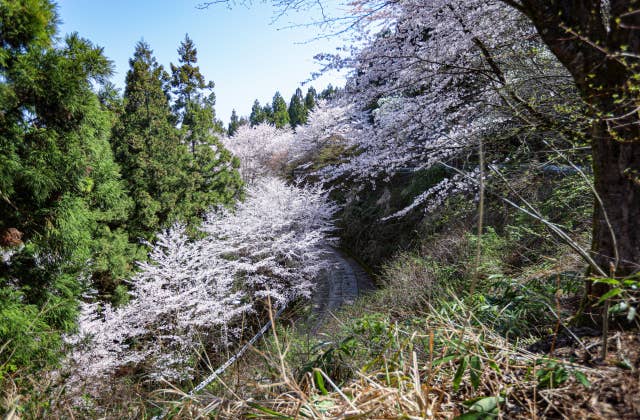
(56, 0, 347, 124)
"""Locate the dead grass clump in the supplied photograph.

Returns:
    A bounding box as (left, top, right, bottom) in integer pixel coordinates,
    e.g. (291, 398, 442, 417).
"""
(161, 297, 638, 420)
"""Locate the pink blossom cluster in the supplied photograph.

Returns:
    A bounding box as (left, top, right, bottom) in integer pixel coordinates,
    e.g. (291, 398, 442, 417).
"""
(224, 123, 294, 183)
(291, 0, 567, 217)
(65, 177, 338, 391)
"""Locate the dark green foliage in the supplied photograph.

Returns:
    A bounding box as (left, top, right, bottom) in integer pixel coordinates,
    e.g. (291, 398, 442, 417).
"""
(0, 0, 55, 58)
(249, 99, 266, 126)
(0, 1, 136, 370)
(228, 109, 248, 136)
(169, 34, 211, 122)
(304, 86, 317, 111)
(319, 84, 339, 100)
(179, 97, 243, 221)
(297, 336, 357, 386)
(112, 37, 243, 241)
(0, 289, 62, 373)
(246, 86, 316, 129)
(170, 35, 243, 221)
(535, 359, 569, 388)
(271, 91, 289, 128)
(288, 87, 307, 128)
(111, 41, 191, 240)
(262, 103, 273, 124)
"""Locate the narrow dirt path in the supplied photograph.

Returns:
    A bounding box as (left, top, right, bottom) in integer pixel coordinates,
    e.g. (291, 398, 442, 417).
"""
(308, 247, 375, 334)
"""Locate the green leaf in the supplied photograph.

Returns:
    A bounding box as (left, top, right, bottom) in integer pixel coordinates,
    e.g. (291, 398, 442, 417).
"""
(468, 396, 503, 413)
(573, 371, 591, 388)
(433, 354, 458, 366)
(597, 288, 623, 305)
(488, 360, 501, 374)
(453, 356, 468, 391)
(592, 278, 620, 286)
(314, 369, 328, 395)
(469, 355, 482, 390)
(456, 396, 504, 419)
(247, 402, 296, 419)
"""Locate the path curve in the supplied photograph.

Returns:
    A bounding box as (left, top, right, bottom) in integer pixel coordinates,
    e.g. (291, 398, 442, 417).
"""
(308, 246, 375, 333)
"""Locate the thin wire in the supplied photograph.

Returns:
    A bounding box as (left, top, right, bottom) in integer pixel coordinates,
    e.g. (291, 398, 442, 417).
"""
(152, 305, 286, 420)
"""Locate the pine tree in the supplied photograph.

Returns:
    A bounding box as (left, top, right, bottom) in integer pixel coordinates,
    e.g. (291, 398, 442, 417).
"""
(305, 86, 317, 111)
(263, 103, 274, 124)
(271, 91, 290, 128)
(228, 109, 241, 136)
(169, 35, 243, 218)
(288, 87, 307, 128)
(249, 99, 266, 126)
(170, 34, 214, 150)
(169, 35, 210, 118)
(112, 41, 192, 240)
(0, 0, 137, 369)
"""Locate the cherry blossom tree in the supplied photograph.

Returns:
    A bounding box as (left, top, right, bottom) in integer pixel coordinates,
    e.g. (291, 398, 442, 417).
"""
(288, 100, 358, 162)
(200, 177, 339, 305)
(65, 178, 338, 391)
(66, 224, 250, 385)
(293, 1, 566, 206)
(224, 123, 294, 183)
(322, 0, 640, 287)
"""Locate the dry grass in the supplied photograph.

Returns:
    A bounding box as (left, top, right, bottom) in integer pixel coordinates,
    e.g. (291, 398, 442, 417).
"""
(5, 274, 638, 419)
(136, 293, 638, 420)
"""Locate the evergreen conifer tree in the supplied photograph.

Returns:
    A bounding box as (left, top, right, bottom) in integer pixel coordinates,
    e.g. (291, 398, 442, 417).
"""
(169, 35, 243, 218)
(263, 103, 274, 124)
(319, 84, 338, 100)
(112, 41, 193, 240)
(271, 91, 290, 128)
(228, 109, 241, 136)
(170, 34, 214, 151)
(249, 99, 266, 126)
(288, 87, 307, 128)
(305, 86, 317, 111)
(0, 0, 138, 368)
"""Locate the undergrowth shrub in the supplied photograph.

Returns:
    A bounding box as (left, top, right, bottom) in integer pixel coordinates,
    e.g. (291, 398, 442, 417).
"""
(471, 272, 582, 337)
(378, 252, 460, 311)
(234, 289, 598, 419)
(0, 296, 62, 380)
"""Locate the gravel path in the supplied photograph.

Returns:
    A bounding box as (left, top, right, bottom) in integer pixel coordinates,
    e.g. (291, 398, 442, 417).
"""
(308, 247, 375, 334)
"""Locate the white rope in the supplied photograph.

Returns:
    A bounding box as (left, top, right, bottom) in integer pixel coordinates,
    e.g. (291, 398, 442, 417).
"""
(152, 305, 286, 419)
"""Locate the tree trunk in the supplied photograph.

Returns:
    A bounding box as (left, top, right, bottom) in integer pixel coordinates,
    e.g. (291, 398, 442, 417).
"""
(502, 0, 640, 305)
(589, 119, 640, 293)
(569, 85, 640, 314)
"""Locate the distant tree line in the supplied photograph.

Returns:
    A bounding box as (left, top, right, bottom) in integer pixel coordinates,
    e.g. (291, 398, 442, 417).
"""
(227, 84, 339, 135)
